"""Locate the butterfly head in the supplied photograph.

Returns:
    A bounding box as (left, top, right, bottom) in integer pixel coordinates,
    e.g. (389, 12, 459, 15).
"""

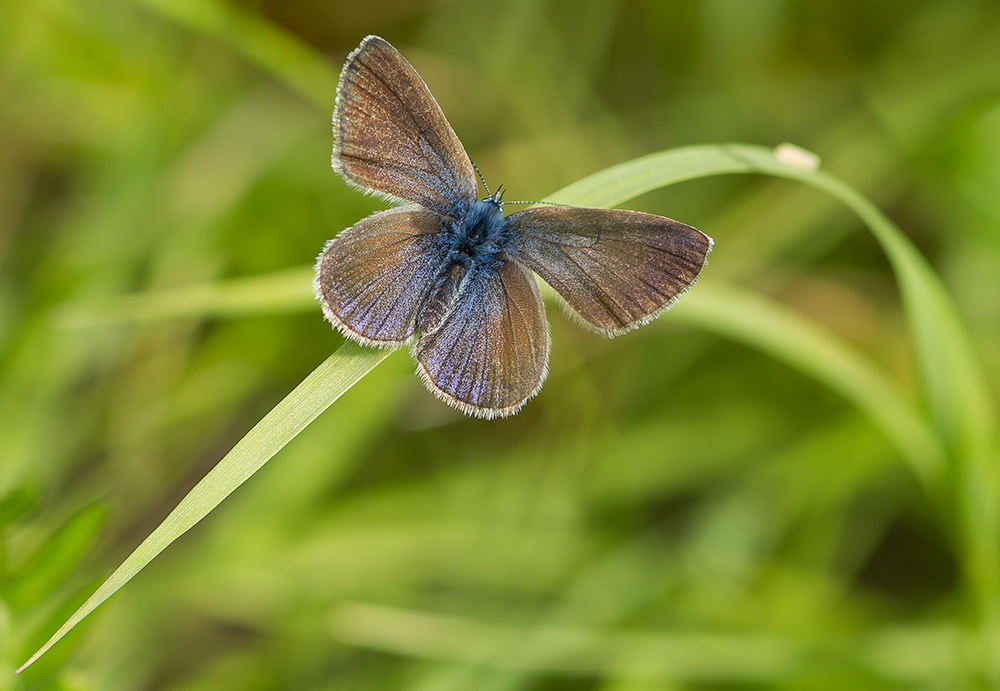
(483, 186, 505, 207)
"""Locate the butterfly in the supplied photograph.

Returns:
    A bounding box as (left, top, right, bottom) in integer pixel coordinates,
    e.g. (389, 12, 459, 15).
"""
(314, 36, 713, 419)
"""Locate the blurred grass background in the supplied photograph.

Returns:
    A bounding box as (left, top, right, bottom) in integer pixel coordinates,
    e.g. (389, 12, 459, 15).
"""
(2, 0, 1000, 689)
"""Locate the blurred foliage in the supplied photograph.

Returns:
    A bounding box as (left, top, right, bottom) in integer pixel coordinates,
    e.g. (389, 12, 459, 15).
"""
(2, 0, 1000, 689)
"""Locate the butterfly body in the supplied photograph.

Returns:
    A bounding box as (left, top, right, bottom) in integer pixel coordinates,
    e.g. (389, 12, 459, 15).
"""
(315, 36, 713, 418)
(418, 257, 470, 335)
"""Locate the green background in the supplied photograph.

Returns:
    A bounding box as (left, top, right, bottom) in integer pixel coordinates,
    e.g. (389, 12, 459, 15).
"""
(2, 0, 1000, 688)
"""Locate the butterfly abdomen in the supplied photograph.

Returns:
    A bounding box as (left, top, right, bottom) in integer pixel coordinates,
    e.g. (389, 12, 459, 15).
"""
(417, 261, 466, 335)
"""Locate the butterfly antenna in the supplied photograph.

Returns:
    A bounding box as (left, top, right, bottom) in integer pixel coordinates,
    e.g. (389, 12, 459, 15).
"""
(468, 159, 559, 208)
(496, 199, 563, 207)
(470, 160, 491, 197)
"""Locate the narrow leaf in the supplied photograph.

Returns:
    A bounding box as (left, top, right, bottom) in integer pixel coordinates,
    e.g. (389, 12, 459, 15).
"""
(16, 341, 392, 673)
(330, 601, 971, 683)
(672, 282, 945, 488)
(52, 267, 314, 328)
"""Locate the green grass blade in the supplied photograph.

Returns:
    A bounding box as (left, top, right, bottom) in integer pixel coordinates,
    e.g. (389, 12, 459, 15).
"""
(672, 282, 945, 489)
(16, 341, 391, 674)
(331, 602, 972, 684)
(796, 170, 994, 460)
(331, 601, 804, 684)
(52, 267, 315, 328)
(543, 144, 762, 207)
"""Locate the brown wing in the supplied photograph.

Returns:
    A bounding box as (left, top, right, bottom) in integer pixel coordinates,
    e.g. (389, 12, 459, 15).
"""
(333, 36, 478, 218)
(314, 206, 449, 346)
(413, 258, 550, 418)
(504, 207, 713, 336)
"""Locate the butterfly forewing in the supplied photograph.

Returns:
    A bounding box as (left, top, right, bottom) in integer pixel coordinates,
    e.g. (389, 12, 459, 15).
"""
(334, 36, 477, 218)
(414, 258, 550, 418)
(504, 207, 713, 335)
(314, 206, 449, 346)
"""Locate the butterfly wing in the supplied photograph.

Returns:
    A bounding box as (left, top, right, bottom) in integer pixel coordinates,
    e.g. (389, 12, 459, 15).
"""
(314, 206, 449, 346)
(333, 35, 478, 218)
(414, 258, 550, 418)
(504, 207, 713, 336)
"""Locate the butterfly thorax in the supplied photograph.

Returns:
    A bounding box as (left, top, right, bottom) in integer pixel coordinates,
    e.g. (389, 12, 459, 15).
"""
(417, 197, 508, 335)
(450, 195, 507, 261)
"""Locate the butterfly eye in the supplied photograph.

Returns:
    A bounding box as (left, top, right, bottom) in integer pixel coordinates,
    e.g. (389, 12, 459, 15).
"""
(483, 186, 505, 206)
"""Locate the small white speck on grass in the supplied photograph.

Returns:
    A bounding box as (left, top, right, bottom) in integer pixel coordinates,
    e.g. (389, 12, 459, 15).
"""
(774, 143, 821, 170)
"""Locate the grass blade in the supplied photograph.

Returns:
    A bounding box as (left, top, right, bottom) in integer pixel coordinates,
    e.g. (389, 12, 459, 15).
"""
(672, 282, 945, 489)
(16, 340, 392, 673)
(330, 602, 972, 684)
(52, 267, 315, 328)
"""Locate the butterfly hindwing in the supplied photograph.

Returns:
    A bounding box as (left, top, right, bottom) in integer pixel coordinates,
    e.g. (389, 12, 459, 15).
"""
(333, 36, 478, 218)
(504, 207, 713, 335)
(414, 257, 550, 418)
(314, 206, 449, 346)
